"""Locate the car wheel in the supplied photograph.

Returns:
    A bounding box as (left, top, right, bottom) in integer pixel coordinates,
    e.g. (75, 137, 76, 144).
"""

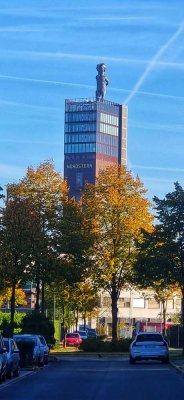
(38, 357, 44, 367)
(13, 367, 20, 378)
(6, 369, 12, 379)
(2, 371, 6, 382)
(44, 357, 49, 365)
(129, 356, 136, 365)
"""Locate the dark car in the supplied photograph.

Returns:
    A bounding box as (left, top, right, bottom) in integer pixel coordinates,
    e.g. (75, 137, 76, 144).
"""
(3, 338, 20, 378)
(87, 328, 97, 339)
(14, 334, 44, 367)
(0, 335, 7, 383)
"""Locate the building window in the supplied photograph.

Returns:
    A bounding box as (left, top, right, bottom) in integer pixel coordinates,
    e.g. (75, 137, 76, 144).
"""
(103, 297, 111, 307)
(147, 299, 160, 309)
(118, 298, 130, 308)
(133, 298, 145, 308)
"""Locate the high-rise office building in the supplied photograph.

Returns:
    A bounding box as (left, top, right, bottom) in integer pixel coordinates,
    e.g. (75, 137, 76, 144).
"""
(64, 64, 128, 199)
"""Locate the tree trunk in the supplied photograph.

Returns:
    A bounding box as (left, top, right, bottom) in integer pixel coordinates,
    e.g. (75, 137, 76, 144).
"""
(41, 280, 45, 314)
(10, 281, 16, 336)
(111, 285, 118, 340)
(162, 300, 166, 337)
(35, 280, 40, 311)
(75, 307, 79, 331)
(83, 312, 86, 330)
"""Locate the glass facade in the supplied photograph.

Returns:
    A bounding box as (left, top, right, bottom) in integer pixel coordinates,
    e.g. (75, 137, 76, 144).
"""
(64, 98, 127, 199)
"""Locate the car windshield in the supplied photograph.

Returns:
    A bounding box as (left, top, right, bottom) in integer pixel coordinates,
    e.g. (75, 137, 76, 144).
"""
(39, 336, 46, 345)
(14, 337, 37, 344)
(66, 334, 78, 338)
(136, 334, 164, 342)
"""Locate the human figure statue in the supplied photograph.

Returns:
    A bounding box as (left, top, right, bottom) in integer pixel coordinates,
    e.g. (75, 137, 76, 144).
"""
(96, 63, 109, 101)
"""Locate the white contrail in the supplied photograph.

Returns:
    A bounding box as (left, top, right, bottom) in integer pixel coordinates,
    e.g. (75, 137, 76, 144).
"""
(1, 74, 184, 102)
(124, 21, 184, 104)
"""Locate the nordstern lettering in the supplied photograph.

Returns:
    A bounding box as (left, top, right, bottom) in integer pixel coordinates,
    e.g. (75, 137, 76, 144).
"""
(66, 163, 93, 169)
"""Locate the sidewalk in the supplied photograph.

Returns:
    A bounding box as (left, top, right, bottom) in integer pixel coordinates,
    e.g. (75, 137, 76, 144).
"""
(170, 358, 184, 375)
(169, 348, 184, 375)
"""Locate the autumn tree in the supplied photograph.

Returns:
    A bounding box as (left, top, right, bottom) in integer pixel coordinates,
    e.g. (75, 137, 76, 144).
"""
(82, 165, 153, 340)
(7, 160, 68, 312)
(71, 281, 99, 330)
(0, 288, 27, 308)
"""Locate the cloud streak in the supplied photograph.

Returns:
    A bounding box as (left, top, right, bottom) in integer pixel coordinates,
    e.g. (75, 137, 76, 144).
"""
(132, 164, 184, 173)
(124, 21, 184, 104)
(0, 73, 184, 103)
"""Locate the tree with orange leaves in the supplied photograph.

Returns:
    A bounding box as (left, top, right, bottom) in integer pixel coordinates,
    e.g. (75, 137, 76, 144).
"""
(4, 160, 68, 315)
(0, 288, 27, 307)
(82, 165, 154, 340)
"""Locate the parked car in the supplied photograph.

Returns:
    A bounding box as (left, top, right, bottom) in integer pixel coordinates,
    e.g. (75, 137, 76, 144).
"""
(38, 335, 50, 364)
(0, 335, 7, 383)
(65, 333, 82, 347)
(3, 338, 20, 378)
(74, 330, 88, 340)
(87, 328, 97, 339)
(14, 334, 44, 367)
(129, 331, 169, 364)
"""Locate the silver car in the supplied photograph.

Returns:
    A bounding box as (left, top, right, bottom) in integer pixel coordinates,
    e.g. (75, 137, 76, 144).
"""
(129, 331, 169, 364)
(38, 335, 50, 364)
(3, 338, 20, 378)
(0, 335, 7, 383)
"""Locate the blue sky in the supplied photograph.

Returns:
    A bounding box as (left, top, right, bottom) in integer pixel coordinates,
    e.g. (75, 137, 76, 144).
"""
(1, 0, 184, 201)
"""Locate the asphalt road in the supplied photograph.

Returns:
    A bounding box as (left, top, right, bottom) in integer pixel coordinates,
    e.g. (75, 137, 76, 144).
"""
(0, 357, 184, 400)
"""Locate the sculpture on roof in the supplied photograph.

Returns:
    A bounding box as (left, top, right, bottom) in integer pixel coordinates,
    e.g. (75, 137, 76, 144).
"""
(96, 63, 109, 101)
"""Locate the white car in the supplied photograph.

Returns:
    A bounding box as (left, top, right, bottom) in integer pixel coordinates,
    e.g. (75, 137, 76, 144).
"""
(129, 331, 169, 364)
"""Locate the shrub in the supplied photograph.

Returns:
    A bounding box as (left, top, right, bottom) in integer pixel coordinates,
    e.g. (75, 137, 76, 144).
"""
(80, 338, 131, 352)
(0, 312, 26, 337)
(21, 311, 55, 344)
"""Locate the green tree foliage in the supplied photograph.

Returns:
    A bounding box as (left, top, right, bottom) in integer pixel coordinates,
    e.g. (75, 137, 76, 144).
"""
(82, 165, 153, 340)
(52, 199, 95, 284)
(0, 196, 37, 335)
(153, 182, 184, 349)
(133, 222, 180, 335)
(0, 312, 26, 336)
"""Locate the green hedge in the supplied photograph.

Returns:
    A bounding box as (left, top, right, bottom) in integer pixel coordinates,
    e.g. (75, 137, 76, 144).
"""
(80, 338, 131, 352)
(0, 312, 26, 336)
